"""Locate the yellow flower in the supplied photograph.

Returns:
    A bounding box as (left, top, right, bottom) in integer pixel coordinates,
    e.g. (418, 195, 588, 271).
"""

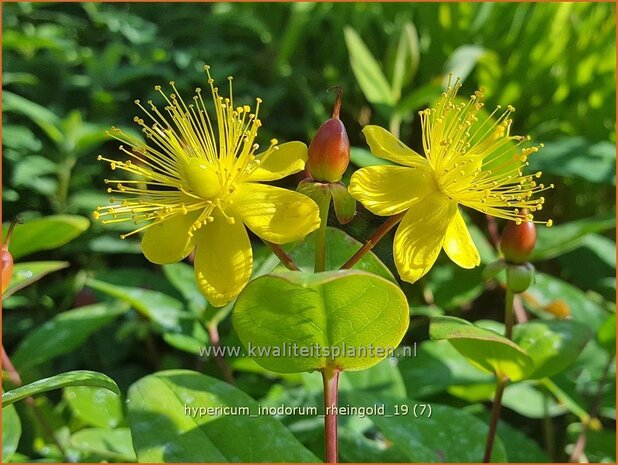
(95, 66, 320, 306)
(349, 80, 552, 283)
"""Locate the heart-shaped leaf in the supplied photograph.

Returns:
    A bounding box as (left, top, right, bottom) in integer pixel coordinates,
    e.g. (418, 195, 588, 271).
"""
(233, 270, 409, 373)
(430, 316, 533, 381)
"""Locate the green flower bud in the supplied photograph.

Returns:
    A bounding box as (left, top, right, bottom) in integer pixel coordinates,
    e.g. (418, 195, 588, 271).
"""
(506, 262, 535, 293)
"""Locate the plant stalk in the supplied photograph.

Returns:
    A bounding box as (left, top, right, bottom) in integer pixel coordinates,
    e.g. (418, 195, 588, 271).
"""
(483, 377, 507, 463)
(207, 323, 235, 385)
(504, 287, 515, 340)
(263, 240, 300, 271)
(483, 281, 517, 462)
(340, 211, 405, 270)
(315, 195, 331, 273)
(322, 366, 340, 463)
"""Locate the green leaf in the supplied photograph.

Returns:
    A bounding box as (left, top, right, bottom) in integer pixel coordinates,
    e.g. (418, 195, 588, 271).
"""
(344, 27, 395, 106)
(300, 357, 407, 400)
(350, 146, 394, 167)
(12, 303, 129, 369)
(340, 357, 407, 398)
(71, 428, 136, 462)
(3, 261, 69, 298)
(524, 272, 610, 331)
(443, 45, 486, 85)
(391, 22, 420, 100)
(2, 404, 21, 462)
(344, 391, 507, 462)
(2, 371, 120, 407)
(430, 316, 533, 381)
(528, 137, 616, 184)
(127, 370, 319, 462)
(3, 215, 90, 260)
(531, 214, 615, 261)
(513, 320, 592, 379)
(3, 90, 63, 144)
(597, 313, 616, 355)
(86, 279, 187, 331)
(233, 270, 409, 373)
(398, 340, 492, 398)
(394, 81, 442, 118)
(163, 262, 207, 314)
(502, 381, 567, 418)
(65, 386, 124, 429)
(287, 226, 395, 282)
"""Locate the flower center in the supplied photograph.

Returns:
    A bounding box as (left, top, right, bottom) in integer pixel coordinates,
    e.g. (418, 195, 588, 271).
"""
(184, 158, 222, 199)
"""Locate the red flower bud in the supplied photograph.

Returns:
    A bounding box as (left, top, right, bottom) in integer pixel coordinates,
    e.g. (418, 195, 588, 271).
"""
(306, 87, 350, 183)
(2, 246, 13, 294)
(500, 212, 536, 264)
(2, 219, 19, 294)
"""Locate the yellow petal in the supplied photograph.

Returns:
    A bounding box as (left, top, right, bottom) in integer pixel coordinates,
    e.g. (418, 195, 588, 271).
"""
(247, 141, 308, 182)
(349, 165, 437, 216)
(141, 211, 199, 265)
(443, 208, 481, 269)
(194, 212, 252, 307)
(393, 192, 457, 283)
(362, 125, 429, 167)
(229, 182, 320, 244)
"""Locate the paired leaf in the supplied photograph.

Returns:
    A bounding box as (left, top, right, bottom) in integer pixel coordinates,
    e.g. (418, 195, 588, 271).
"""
(430, 316, 533, 381)
(2, 371, 120, 407)
(127, 370, 319, 462)
(233, 270, 409, 373)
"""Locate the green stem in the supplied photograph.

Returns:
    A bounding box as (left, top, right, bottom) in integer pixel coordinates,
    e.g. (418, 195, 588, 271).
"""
(483, 377, 507, 463)
(322, 366, 340, 463)
(315, 195, 331, 273)
(263, 240, 300, 271)
(504, 287, 515, 340)
(340, 212, 405, 270)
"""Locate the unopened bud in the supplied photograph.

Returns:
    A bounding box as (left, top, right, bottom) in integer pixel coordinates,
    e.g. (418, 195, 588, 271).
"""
(306, 87, 350, 183)
(506, 262, 535, 293)
(2, 218, 21, 294)
(500, 212, 536, 264)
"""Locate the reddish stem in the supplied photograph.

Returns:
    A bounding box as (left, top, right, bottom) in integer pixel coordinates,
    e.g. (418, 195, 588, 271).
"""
(207, 324, 235, 385)
(328, 86, 344, 120)
(340, 212, 405, 270)
(322, 367, 340, 463)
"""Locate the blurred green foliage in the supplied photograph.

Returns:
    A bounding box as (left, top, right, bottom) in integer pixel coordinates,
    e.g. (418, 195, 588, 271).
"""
(2, 2, 615, 463)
